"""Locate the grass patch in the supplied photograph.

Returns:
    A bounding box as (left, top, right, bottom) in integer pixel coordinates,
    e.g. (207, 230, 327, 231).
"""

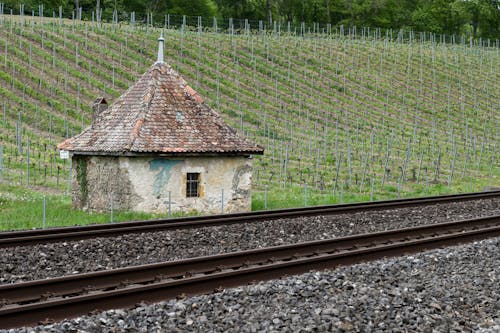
(0, 183, 191, 231)
(251, 177, 497, 211)
(1, 174, 497, 231)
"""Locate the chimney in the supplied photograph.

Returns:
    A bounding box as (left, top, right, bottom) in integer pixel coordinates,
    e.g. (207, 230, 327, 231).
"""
(157, 33, 164, 63)
(92, 97, 108, 125)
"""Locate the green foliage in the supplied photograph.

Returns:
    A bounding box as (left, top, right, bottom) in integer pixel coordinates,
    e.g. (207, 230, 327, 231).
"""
(2, 0, 499, 38)
(411, 0, 465, 35)
(167, 0, 217, 17)
(215, 0, 268, 20)
(76, 157, 88, 205)
(452, 0, 500, 38)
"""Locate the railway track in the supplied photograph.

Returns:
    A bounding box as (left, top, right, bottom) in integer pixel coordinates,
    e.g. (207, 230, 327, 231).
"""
(1, 214, 498, 329)
(1, 191, 499, 248)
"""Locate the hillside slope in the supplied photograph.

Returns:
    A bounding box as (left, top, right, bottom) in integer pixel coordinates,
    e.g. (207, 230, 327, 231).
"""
(0, 16, 498, 205)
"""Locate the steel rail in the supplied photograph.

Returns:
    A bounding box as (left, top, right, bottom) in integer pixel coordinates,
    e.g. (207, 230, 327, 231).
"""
(0, 215, 498, 329)
(1, 191, 499, 248)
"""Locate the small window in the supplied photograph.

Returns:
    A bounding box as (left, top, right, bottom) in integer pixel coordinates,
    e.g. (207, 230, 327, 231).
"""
(186, 173, 200, 197)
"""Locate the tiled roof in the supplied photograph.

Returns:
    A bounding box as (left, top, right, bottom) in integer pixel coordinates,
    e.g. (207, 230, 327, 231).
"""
(58, 62, 264, 156)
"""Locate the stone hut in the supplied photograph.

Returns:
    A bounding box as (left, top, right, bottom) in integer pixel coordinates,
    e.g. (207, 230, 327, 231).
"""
(57, 36, 264, 214)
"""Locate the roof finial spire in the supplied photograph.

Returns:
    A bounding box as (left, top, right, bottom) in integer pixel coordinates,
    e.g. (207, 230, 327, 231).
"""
(157, 33, 164, 63)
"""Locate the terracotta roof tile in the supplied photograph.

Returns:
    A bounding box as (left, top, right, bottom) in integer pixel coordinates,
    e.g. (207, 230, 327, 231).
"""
(58, 62, 264, 156)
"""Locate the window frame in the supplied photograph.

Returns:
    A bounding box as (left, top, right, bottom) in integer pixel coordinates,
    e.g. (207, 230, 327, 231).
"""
(186, 172, 200, 198)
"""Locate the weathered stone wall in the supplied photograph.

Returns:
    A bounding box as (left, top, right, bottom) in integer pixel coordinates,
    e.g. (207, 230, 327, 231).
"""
(71, 155, 140, 212)
(71, 155, 253, 214)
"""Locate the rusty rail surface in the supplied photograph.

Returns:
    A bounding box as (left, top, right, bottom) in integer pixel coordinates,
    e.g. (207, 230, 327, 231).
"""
(1, 191, 499, 248)
(0, 214, 499, 329)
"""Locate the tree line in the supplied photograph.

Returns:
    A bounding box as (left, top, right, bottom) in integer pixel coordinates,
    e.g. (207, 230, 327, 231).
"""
(2, 0, 499, 38)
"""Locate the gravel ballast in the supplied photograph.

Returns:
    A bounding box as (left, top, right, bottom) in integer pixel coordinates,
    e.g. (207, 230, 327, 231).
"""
(1, 198, 499, 284)
(5, 237, 499, 332)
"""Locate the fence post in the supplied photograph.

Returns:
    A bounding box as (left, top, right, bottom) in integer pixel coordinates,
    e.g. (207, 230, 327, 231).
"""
(26, 140, 30, 186)
(43, 195, 46, 228)
(304, 182, 307, 207)
(168, 191, 171, 217)
(264, 185, 268, 210)
(56, 166, 60, 189)
(425, 171, 429, 195)
(221, 189, 224, 214)
(397, 177, 401, 198)
(340, 181, 344, 204)
(370, 177, 374, 201)
(110, 192, 114, 223)
(0, 145, 2, 180)
(66, 158, 72, 195)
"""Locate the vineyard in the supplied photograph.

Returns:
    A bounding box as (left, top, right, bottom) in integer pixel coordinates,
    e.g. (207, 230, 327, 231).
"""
(0, 13, 498, 217)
